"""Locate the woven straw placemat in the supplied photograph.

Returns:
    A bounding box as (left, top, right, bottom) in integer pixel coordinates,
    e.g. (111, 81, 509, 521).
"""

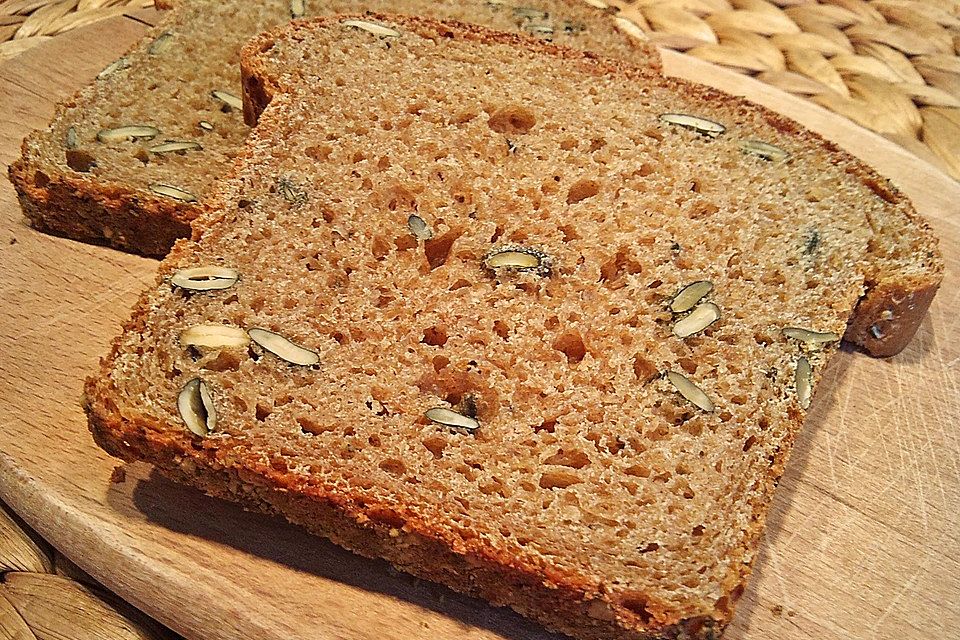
(609, 0, 960, 178)
(1, 499, 179, 639)
(0, 0, 957, 638)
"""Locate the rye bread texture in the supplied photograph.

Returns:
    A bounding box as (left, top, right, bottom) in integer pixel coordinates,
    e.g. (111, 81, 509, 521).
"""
(86, 14, 939, 640)
(7, 0, 655, 258)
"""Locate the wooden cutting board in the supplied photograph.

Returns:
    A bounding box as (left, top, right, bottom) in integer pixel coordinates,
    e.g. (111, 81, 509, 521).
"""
(0, 12, 958, 640)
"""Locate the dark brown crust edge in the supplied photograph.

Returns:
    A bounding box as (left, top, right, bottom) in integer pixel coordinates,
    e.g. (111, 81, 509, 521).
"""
(843, 277, 940, 357)
(8, 155, 194, 258)
(241, 14, 943, 358)
(84, 393, 724, 640)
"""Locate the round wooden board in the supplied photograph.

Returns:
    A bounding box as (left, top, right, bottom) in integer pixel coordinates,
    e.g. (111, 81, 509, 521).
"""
(1, 14, 958, 640)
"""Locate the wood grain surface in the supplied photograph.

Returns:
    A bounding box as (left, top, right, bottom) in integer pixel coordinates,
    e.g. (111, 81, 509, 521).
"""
(0, 14, 958, 640)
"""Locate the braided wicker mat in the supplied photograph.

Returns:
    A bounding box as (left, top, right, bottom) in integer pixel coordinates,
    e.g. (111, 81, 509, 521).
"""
(609, 0, 960, 178)
(1, 500, 179, 639)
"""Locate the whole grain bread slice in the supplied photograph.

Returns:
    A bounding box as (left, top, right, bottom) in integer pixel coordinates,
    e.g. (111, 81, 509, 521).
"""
(7, 0, 655, 258)
(84, 15, 940, 640)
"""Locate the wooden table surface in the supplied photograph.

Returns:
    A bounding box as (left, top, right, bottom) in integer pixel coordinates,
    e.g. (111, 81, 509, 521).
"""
(0, 12, 957, 640)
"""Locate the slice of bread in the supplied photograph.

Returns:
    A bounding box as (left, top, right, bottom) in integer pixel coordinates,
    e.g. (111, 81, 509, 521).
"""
(7, 0, 655, 258)
(84, 15, 941, 639)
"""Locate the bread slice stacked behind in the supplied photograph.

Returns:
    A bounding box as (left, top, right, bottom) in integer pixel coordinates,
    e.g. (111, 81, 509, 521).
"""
(8, 0, 656, 257)
(85, 15, 940, 640)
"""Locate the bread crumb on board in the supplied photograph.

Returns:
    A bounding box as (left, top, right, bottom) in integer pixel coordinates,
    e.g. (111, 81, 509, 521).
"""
(110, 464, 127, 484)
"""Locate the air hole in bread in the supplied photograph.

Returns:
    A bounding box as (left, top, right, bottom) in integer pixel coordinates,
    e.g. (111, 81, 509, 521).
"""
(599, 248, 642, 286)
(625, 464, 651, 478)
(431, 355, 449, 373)
(539, 469, 581, 489)
(558, 224, 580, 243)
(424, 229, 460, 270)
(297, 415, 332, 436)
(619, 595, 653, 624)
(567, 179, 600, 204)
(553, 331, 586, 364)
(534, 418, 557, 434)
(422, 436, 446, 459)
(633, 354, 657, 383)
(64, 150, 95, 173)
(543, 449, 590, 469)
(488, 105, 537, 134)
(371, 235, 391, 260)
(378, 458, 406, 476)
(422, 326, 448, 347)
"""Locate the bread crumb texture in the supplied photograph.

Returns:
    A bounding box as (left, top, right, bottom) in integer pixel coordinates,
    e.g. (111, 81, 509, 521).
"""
(86, 15, 939, 640)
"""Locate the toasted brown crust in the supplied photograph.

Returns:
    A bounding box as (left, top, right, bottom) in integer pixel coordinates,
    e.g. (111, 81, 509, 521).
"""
(8, 155, 194, 258)
(844, 277, 940, 357)
(85, 380, 724, 640)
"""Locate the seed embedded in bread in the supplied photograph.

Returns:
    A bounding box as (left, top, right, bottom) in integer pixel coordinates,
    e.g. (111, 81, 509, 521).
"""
(96, 57, 130, 80)
(198, 120, 214, 132)
(148, 32, 175, 55)
(170, 266, 239, 291)
(290, 0, 305, 18)
(180, 324, 250, 349)
(673, 302, 720, 338)
(795, 356, 812, 409)
(424, 407, 480, 431)
(659, 113, 726, 138)
(670, 280, 713, 313)
(177, 378, 216, 436)
(65, 127, 78, 149)
(211, 90, 243, 111)
(341, 19, 401, 37)
(407, 214, 433, 240)
(148, 141, 203, 154)
(524, 23, 554, 38)
(149, 183, 198, 203)
(96, 125, 159, 143)
(782, 327, 840, 347)
(248, 328, 320, 366)
(484, 246, 550, 274)
(740, 139, 790, 162)
(613, 16, 646, 41)
(277, 178, 307, 205)
(666, 371, 715, 412)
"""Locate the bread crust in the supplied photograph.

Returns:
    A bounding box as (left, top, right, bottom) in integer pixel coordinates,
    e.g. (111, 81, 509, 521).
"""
(85, 379, 725, 640)
(8, 154, 193, 257)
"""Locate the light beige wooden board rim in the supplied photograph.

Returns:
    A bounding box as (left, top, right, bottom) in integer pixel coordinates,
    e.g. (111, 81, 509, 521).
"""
(0, 13, 958, 640)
